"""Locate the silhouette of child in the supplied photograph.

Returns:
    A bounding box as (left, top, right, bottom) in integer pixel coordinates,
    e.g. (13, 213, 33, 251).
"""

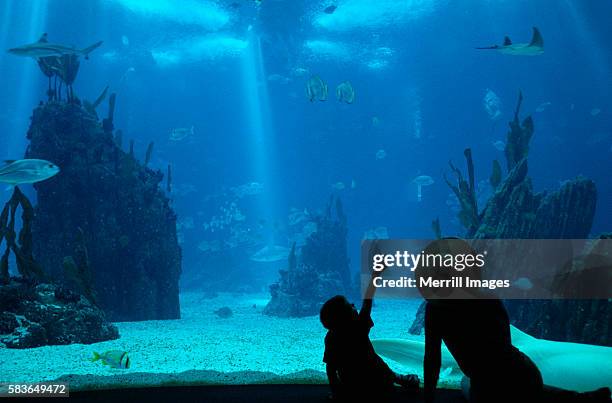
(418, 238, 611, 403)
(320, 267, 419, 401)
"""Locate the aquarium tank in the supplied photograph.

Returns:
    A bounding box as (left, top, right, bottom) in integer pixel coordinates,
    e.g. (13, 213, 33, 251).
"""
(0, 0, 610, 402)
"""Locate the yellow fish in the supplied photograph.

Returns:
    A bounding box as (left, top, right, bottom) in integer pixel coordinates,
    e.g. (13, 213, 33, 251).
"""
(91, 350, 130, 369)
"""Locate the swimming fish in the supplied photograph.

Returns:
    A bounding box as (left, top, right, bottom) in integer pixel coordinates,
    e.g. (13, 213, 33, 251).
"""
(91, 350, 130, 369)
(250, 245, 290, 263)
(375, 149, 387, 160)
(476, 27, 544, 56)
(0, 159, 60, 185)
(336, 81, 355, 104)
(590, 108, 601, 116)
(8, 33, 103, 60)
(324, 5, 337, 14)
(492, 140, 505, 151)
(332, 182, 345, 190)
(373, 326, 612, 392)
(169, 126, 194, 141)
(306, 75, 328, 102)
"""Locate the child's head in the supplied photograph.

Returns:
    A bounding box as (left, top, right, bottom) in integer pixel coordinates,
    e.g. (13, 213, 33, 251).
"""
(320, 295, 357, 330)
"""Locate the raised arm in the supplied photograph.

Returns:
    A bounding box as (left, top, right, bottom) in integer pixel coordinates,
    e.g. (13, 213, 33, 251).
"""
(424, 303, 442, 403)
(361, 241, 384, 316)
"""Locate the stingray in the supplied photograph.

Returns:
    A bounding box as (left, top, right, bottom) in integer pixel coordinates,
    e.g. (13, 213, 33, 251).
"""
(477, 27, 544, 56)
(372, 326, 612, 392)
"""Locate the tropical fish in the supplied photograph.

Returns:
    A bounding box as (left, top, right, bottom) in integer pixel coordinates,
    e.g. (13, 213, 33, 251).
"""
(250, 245, 290, 263)
(590, 108, 601, 116)
(0, 159, 60, 185)
(476, 27, 544, 56)
(91, 350, 130, 369)
(324, 5, 337, 14)
(375, 149, 387, 160)
(8, 33, 103, 60)
(169, 126, 194, 141)
(336, 81, 355, 104)
(373, 326, 612, 392)
(306, 75, 328, 102)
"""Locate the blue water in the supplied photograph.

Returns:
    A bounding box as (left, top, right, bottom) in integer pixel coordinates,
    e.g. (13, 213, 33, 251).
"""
(1, 0, 611, 286)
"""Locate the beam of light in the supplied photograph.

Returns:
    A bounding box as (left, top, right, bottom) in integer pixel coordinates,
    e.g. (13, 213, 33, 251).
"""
(240, 26, 280, 245)
(561, 0, 610, 81)
(3, 0, 49, 161)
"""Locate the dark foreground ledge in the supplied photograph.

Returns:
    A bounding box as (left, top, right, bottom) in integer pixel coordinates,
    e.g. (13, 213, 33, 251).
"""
(8, 385, 465, 402)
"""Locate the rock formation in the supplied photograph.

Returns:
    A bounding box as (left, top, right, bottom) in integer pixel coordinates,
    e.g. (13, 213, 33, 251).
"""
(25, 100, 181, 321)
(410, 92, 610, 346)
(0, 278, 119, 348)
(264, 197, 352, 317)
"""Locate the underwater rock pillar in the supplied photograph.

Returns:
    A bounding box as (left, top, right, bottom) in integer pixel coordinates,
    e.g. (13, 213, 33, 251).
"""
(25, 102, 181, 321)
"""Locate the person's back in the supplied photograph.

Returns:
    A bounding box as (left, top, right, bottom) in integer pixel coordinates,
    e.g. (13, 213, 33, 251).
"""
(426, 299, 516, 380)
(425, 299, 542, 402)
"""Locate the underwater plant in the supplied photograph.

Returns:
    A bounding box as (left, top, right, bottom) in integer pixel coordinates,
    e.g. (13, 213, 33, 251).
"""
(444, 148, 480, 235)
(505, 91, 534, 171)
(0, 187, 44, 283)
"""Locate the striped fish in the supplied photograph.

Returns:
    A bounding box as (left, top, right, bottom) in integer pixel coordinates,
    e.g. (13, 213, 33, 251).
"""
(91, 350, 130, 369)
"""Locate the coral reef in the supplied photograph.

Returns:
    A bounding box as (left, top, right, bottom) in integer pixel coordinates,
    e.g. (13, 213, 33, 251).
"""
(25, 101, 181, 321)
(411, 92, 610, 345)
(264, 197, 352, 317)
(0, 278, 118, 349)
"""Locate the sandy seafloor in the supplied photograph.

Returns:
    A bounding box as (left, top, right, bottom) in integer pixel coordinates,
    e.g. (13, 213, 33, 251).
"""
(0, 292, 461, 391)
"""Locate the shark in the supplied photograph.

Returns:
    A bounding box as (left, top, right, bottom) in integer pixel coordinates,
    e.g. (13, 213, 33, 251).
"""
(372, 325, 612, 392)
(7, 33, 103, 60)
(477, 27, 544, 56)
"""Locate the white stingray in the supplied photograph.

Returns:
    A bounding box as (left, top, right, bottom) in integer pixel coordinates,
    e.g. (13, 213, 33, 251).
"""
(372, 326, 612, 392)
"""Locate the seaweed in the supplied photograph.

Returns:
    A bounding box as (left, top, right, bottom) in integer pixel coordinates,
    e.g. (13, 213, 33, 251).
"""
(444, 148, 480, 235)
(505, 91, 534, 172)
(92, 85, 109, 109)
(0, 187, 44, 283)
